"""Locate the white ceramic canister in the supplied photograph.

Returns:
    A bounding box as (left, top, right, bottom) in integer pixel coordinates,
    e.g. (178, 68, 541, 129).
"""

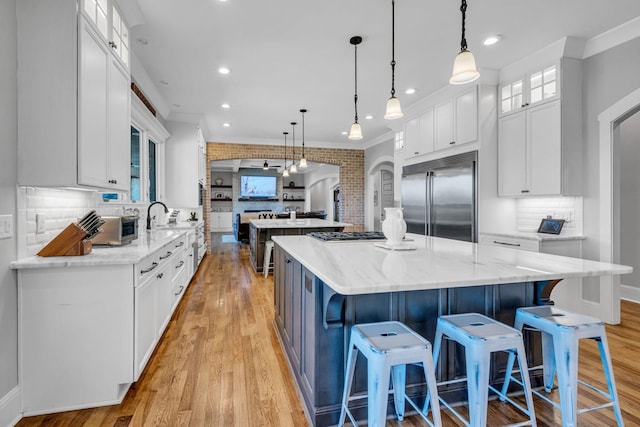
(381, 207, 407, 246)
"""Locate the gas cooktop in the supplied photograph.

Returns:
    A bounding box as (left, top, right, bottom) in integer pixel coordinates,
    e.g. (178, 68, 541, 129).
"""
(308, 231, 386, 241)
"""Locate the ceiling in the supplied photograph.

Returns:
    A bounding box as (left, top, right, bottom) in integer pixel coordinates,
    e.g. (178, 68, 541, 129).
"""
(126, 0, 640, 148)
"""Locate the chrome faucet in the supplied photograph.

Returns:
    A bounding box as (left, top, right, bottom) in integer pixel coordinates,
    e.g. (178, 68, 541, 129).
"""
(146, 201, 169, 229)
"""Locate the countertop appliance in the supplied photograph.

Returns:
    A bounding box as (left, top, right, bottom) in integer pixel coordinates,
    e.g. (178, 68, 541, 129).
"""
(308, 231, 386, 241)
(402, 151, 477, 242)
(91, 215, 139, 246)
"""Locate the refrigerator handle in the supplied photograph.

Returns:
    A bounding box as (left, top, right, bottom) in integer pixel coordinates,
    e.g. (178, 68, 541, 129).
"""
(426, 171, 432, 236)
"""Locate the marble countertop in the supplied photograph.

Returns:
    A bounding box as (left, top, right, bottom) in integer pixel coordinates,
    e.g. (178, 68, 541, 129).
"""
(271, 233, 631, 295)
(249, 218, 351, 229)
(480, 231, 585, 241)
(11, 229, 190, 269)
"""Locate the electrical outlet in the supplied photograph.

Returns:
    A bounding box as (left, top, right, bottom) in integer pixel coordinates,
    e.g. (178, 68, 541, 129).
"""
(36, 213, 46, 234)
(0, 214, 12, 239)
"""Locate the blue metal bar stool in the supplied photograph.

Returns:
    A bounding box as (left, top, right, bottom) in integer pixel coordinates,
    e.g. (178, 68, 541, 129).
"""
(501, 306, 624, 427)
(338, 321, 442, 427)
(428, 313, 537, 427)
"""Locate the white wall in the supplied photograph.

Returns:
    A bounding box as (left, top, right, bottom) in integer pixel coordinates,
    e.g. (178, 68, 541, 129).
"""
(619, 109, 640, 294)
(0, 0, 20, 424)
(582, 36, 640, 302)
(364, 139, 394, 231)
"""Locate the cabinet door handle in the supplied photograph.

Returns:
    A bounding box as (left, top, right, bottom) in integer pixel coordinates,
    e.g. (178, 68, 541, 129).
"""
(160, 251, 172, 260)
(156, 272, 164, 279)
(108, 179, 117, 184)
(174, 285, 185, 296)
(175, 260, 184, 269)
(450, 141, 455, 145)
(493, 240, 521, 247)
(521, 189, 530, 193)
(175, 241, 185, 247)
(140, 262, 158, 274)
(109, 41, 117, 49)
(285, 258, 291, 264)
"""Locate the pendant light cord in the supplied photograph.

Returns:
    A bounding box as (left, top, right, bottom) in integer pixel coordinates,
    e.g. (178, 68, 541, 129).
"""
(291, 122, 296, 160)
(300, 109, 306, 157)
(390, 0, 396, 98)
(353, 43, 359, 123)
(460, 0, 468, 51)
(283, 132, 288, 168)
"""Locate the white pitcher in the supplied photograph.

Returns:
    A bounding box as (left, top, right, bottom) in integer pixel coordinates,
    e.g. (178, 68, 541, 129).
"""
(382, 207, 407, 246)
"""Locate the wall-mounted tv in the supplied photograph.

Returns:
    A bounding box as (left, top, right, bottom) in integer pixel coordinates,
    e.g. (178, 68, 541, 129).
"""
(240, 175, 277, 198)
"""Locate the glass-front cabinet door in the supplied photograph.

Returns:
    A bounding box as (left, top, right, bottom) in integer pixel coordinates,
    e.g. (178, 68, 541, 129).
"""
(499, 63, 558, 116)
(81, 0, 129, 69)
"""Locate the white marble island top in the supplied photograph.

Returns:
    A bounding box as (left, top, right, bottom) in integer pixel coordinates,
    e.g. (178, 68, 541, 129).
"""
(11, 229, 189, 269)
(250, 218, 351, 229)
(271, 233, 632, 295)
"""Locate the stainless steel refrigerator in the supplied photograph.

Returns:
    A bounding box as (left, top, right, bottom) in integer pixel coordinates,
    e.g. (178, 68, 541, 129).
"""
(401, 151, 477, 242)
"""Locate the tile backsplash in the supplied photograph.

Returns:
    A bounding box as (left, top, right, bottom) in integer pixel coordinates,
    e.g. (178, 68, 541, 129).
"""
(515, 196, 583, 234)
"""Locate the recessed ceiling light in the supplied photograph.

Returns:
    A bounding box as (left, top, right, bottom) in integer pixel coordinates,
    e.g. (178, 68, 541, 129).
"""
(483, 35, 502, 46)
(365, 115, 373, 120)
(223, 123, 231, 127)
(221, 103, 231, 109)
(218, 67, 231, 74)
(159, 80, 169, 85)
(405, 88, 417, 95)
(341, 131, 348, 135)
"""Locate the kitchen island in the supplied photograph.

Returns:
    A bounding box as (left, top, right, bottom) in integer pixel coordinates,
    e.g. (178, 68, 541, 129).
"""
(248, 218, 350, 273)
(271, 233, 631, 427)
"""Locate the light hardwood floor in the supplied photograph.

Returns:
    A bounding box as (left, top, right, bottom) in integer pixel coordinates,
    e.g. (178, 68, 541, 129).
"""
(17, 234, 640, 426)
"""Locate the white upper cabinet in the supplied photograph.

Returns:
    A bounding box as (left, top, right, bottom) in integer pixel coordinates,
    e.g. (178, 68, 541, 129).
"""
(498, 59, 582, 197)
(500, 64, 558, 116)
(403, 107, 435, 159)
(17, 0, 131, 190)
(434, 86, 478, 151)
(165, 122, 205, 207)
(82, 0, 129, 69)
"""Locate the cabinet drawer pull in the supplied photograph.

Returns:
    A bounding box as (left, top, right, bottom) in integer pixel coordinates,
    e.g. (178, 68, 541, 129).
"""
(160, 251, 172, 260)
(174, 286, 185, 296)
(175, 241, 185, 247)
(449, 141, 455, 145)
(140, 262, 158, 274)
(493, 240, 521, 247)
(156, 272, 164, 279)
(109, 41, 117, 49)
(175, 260, 184, 269)
(521, 189, 530, 193)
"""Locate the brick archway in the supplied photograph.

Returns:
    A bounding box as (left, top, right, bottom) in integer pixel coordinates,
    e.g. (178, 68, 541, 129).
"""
(205, 142, 364, 249)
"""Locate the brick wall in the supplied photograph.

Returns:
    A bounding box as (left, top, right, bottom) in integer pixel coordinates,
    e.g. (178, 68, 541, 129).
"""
(205, 142, 364, 249)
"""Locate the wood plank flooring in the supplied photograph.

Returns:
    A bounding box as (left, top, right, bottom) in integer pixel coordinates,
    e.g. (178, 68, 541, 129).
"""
(17, 234, 640, 426)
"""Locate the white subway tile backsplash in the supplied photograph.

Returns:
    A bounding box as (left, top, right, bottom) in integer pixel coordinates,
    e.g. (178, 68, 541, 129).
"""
(515, 196, 583, 234)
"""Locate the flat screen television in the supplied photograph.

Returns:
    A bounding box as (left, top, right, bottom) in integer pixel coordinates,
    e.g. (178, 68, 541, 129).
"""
(240, 175, 277, 198)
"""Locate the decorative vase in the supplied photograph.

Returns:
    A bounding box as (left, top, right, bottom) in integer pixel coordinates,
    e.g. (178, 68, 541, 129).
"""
(382, 207, 407, 246)
(215, 178, 223, 185)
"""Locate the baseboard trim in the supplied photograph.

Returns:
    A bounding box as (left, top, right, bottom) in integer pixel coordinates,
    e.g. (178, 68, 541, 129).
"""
(0, 386, 21, 427)
(621, 284, 640, 304)
(581, 299, 601, 319)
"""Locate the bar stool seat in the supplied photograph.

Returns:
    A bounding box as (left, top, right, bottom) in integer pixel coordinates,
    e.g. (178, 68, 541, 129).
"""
(501, 306, 624, 427)
(428, 313, 537, 427)
(263, 240, 274, 278)
(339, 321, 442, 427)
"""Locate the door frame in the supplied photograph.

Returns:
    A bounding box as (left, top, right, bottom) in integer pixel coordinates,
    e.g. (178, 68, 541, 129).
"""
(598, 87, 640, 324)
(366, 156, 395, 231)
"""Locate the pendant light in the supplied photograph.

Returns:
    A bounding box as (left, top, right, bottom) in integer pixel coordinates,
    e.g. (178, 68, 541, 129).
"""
(449, 0, 480, 85)
(348, 36, 363, 140)
(384, 0, 403, 120)
(290, 122, 298, 173)
(282, 131, 289, 177)
(262, 160, 269, 170)
(299, 109, 308, 167)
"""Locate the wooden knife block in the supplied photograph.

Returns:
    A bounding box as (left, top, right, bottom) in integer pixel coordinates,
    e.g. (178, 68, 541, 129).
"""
(37, 223, 92, 256)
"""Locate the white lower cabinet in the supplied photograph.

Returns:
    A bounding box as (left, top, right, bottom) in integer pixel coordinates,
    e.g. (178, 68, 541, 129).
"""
(19, 265, 133, 415)
(479, 233, 584, 312)
(210, 212, 233, 232)
(18, 231, 200, 415)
